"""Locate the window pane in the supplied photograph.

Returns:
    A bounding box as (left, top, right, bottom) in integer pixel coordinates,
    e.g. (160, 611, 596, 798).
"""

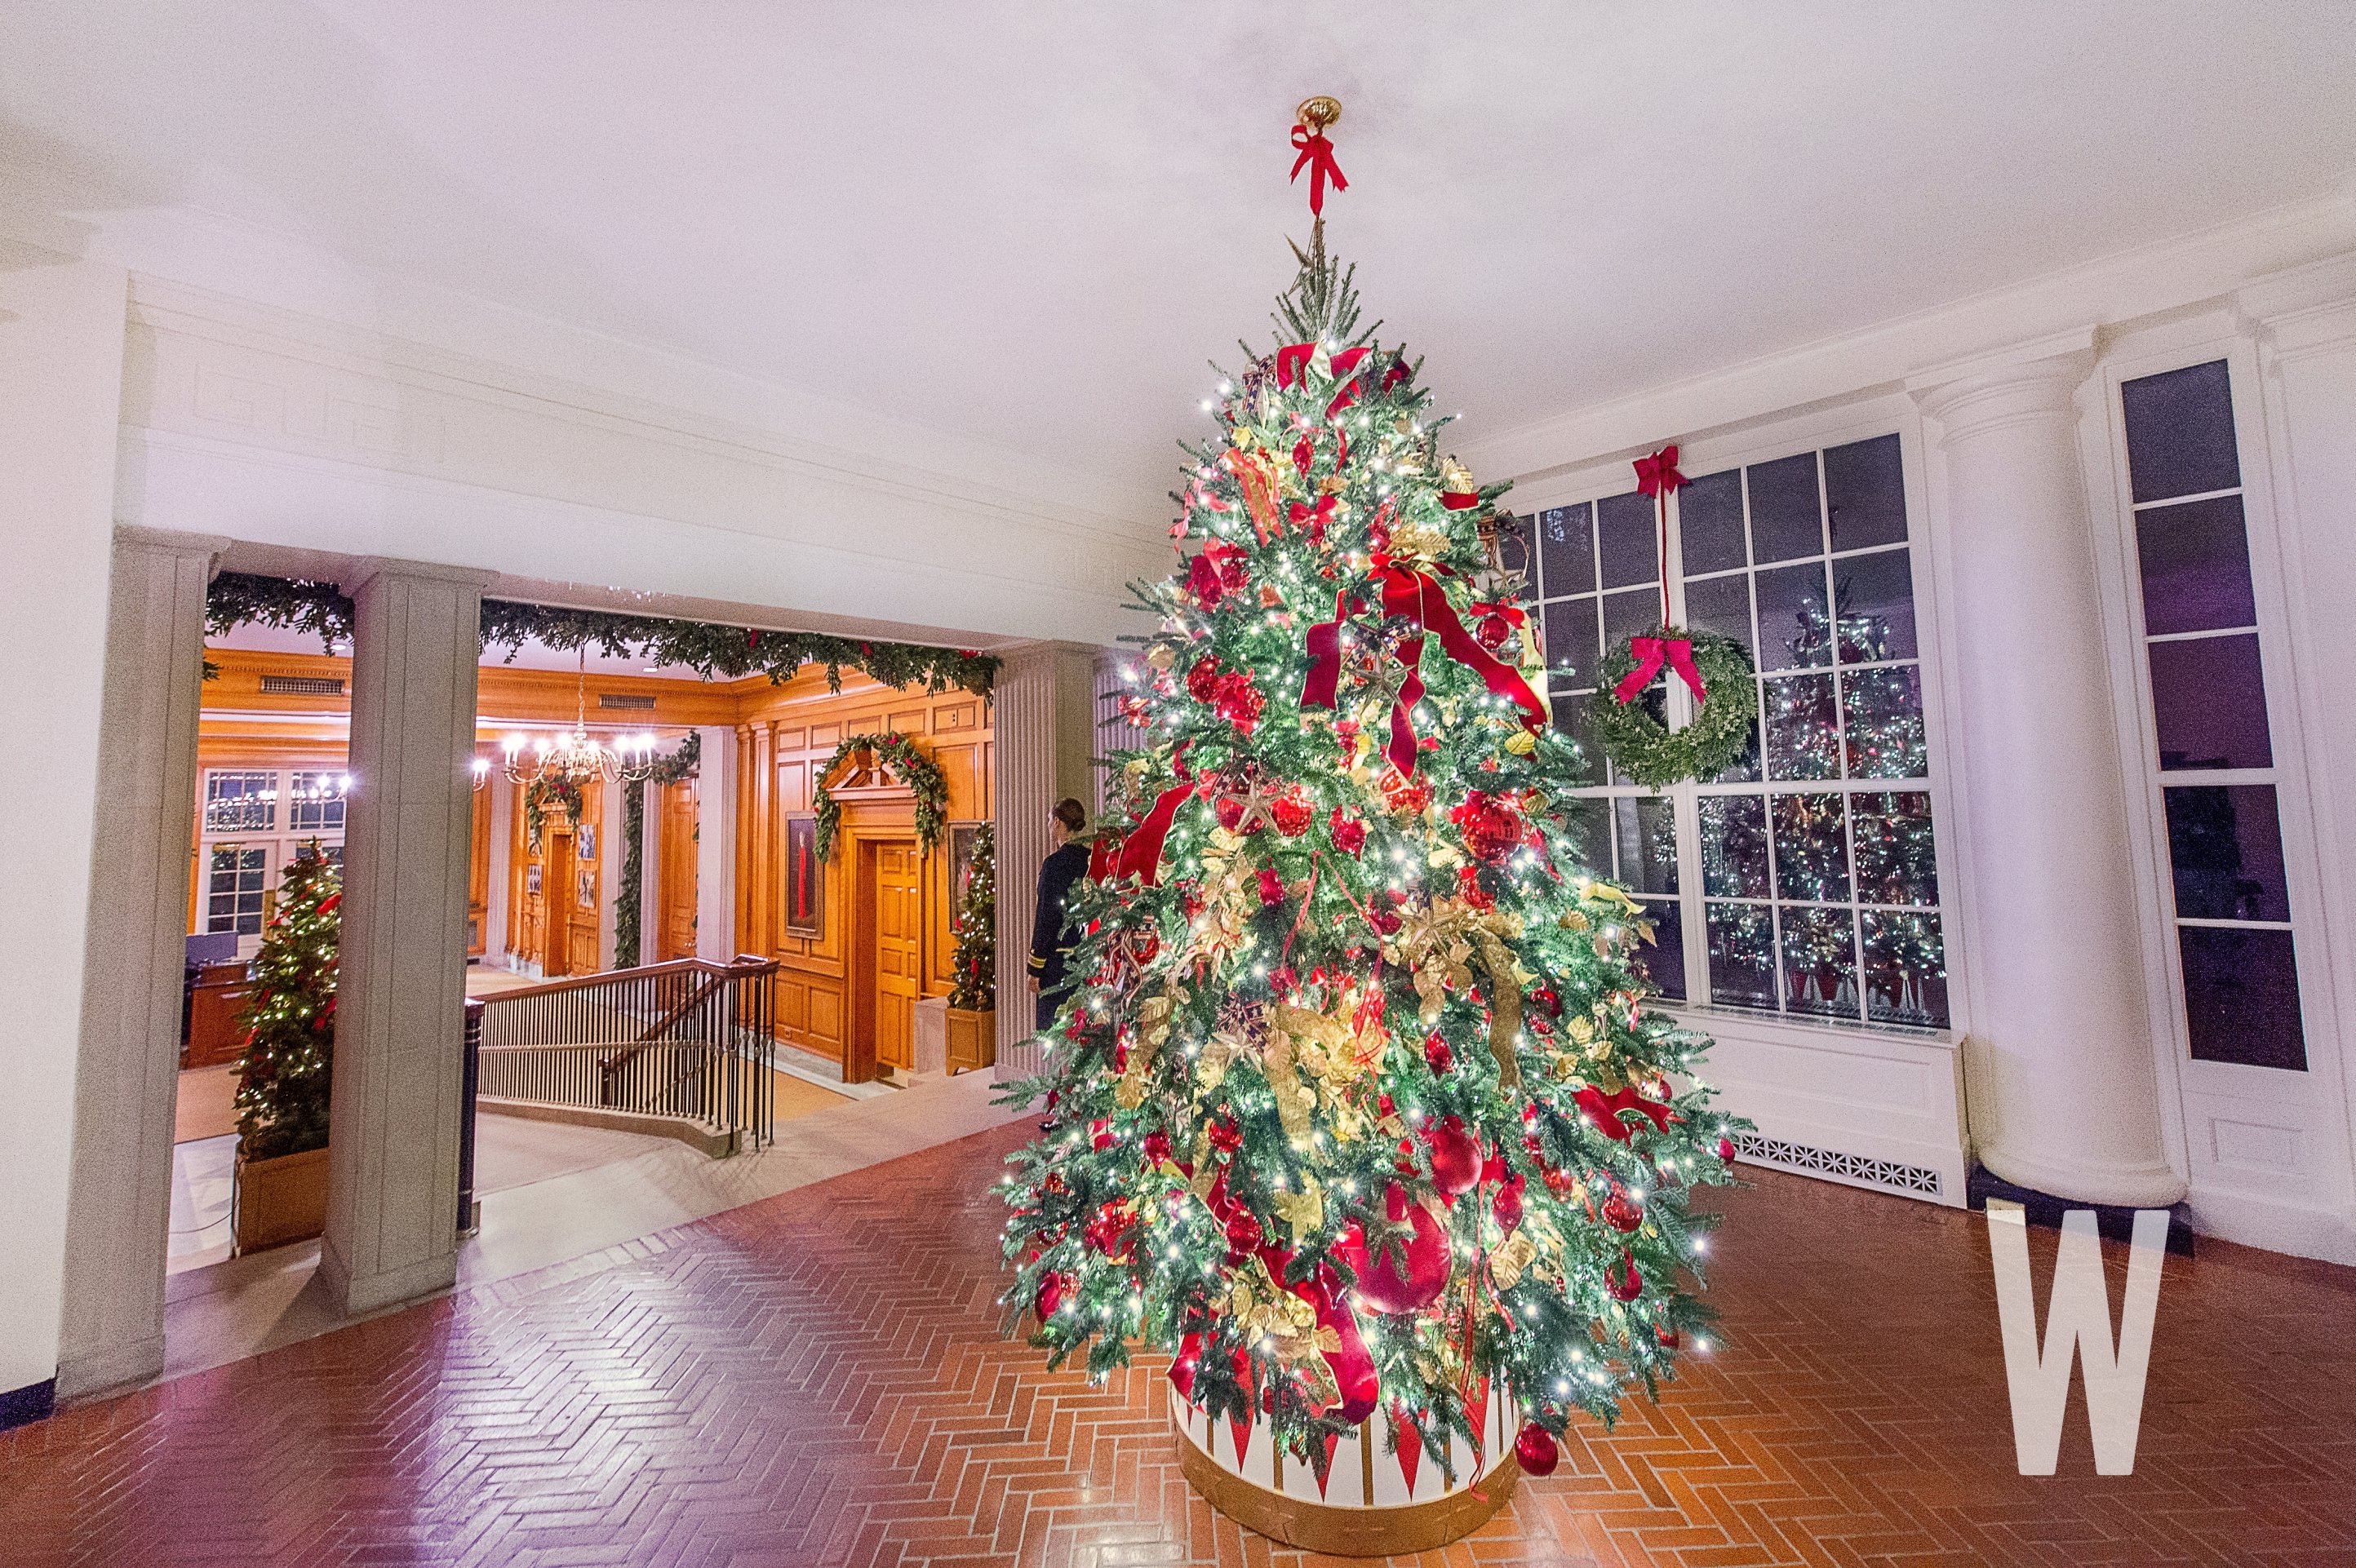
(1605, 683, 1667, 786)
(1764, 673, 1841, 780)
(1841, 667, 1928, 780)
(1543, 596, 1600, 685)
(1711, 687, 1764, 784)
(1773, 793, 1851, 902)
(1493, 512, 1536, 605)
(2149, 634, 2271, 770)
(1755, 561, 1833, 671)
(1602, 587, 1662, 654)
(2122, 360, 2239, 505)
(1682, 573, 1753, 659)
(2179, 925, 2305, 1071)
(290, 771, 347, 833)
(1549, 690, 1603, 784)
(1613, 796, 1678, 894)
(1706, 902, 1777, 1011)
(1596, 491, 1659, 591)
(1824, 434, 1908, 552)
(205, 771, 276, 834)
(1679, 468, 1747, 575)
(1781, 906, 1859, 1020)
(1852, 791, 1938, 906)
(1561, 794, 1611, 875)
(2136, 494, 2257, 636)
(1746, 453, 1824, 564)
(1832, 547, 1917, 663)
(1538, 504, 1595, 600)
(1635, 897, 1685, 999)
(1700, 795, 1769, 897)
(1864, 910, 1948, 1028)
(2165, 785, 2289, 922)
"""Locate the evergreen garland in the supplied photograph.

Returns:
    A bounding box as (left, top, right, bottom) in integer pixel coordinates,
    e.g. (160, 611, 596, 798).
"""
(947, 823, 997, 1012)
(203, 571, 997, 695)
(523, 775, 586, 853)
(813, 730, 949, 862)
(233, 843, 340, 1161)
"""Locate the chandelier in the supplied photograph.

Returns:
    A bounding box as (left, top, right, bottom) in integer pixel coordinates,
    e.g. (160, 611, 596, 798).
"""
(495, 648, 658, 786)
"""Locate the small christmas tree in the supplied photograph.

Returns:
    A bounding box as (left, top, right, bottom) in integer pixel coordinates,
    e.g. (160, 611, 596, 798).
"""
(999, 217, 1747, 1488)
(234, 842, 341, 1160)
(948, 824, 997, 1012)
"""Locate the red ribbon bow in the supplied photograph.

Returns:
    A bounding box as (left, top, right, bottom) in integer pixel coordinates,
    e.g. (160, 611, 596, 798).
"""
(1633, 445, 1687, 498)
(1573, 1085, 1675, 1143)
(1289, 123, 1348, 217)
(1612, 635, 1707, 705)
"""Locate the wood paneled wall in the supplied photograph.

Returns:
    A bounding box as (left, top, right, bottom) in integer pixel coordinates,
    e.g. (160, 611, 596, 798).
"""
(734, 672, 992, 1076)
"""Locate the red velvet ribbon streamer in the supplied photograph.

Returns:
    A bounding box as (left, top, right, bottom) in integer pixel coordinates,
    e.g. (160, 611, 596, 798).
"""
(1289, 124, 1349, 216)
(1573, 1084, 1675, 1143)
(1112, 780, 1193, 888)
(1376, 560, 1548, 757)
(1275, 343, 1316, 389)
(1301, 590, 1356, 710)
(1611, 635, 1707, 705)
(1386, 637, 1428, 777)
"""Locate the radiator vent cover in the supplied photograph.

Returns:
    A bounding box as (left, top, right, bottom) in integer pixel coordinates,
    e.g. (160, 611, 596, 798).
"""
(1731, 1132, 1942, 1197)
(260, 674, 346, 696)
(597, 692, 659, 711)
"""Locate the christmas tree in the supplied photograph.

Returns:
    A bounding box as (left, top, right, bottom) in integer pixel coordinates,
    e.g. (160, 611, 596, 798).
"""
(999, 220, 1746, 1485)
(948, 823, 997, 1012)
(234, 842, 341, 1160)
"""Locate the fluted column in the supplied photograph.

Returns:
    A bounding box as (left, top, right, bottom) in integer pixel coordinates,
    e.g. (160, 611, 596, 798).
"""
(694, 725, 737, 961)
(320, 558, 492, 1315)
(991, 641, 1101, 1079)
(55, 527, 230, 1397)
(1910, 340, 2185, 1207)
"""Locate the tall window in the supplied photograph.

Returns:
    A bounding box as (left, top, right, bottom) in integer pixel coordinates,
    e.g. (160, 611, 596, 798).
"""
(288, 770, 350, 832)
(204, 770, 276, 833)
(197, 766, 348, 951)
(1505, 432, 1948, 1030)
(2119, 360, 2305, 1072)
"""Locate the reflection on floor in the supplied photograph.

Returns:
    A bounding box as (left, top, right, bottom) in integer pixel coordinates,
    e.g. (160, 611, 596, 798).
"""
(173, 1064, 238, 1143)
(464, 963, 539, 997)
(166, 1134, 236, 1273)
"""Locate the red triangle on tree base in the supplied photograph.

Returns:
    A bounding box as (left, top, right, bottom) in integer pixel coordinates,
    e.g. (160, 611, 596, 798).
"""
(1393, 1407, 1422, 1494)
(1229, 1416, 1253, 1468)
(1316, 1430, 1342, 1498)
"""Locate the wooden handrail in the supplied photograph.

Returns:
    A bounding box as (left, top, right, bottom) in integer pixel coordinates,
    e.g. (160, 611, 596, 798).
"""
(476, 956, 735, 1008)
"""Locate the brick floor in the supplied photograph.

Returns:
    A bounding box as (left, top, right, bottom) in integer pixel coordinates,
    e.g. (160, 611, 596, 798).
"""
(5, 1123, 2354, 1567)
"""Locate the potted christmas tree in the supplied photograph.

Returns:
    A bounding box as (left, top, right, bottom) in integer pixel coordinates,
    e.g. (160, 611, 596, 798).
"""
(944, 824, 996, 1073)
(231, 841, 340, 1253)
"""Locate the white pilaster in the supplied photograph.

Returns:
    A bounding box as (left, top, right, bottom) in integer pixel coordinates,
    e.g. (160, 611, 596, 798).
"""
(319, 557, 492, 1316)
(55, 528, 230, 1397)
(990, 641, 1100, 1079)
(694, 725, 736, 961)
(483, 770, 513, 967)
(598, 774, 624, 972)
(1911, 339, 2185, 1207)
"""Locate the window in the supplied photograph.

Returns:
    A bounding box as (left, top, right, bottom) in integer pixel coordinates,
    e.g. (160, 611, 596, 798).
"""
(2119, 360, 2305, 1072)
(206, 844, 269, 935)
(288, 771, 349, 833)
(204, 770, 276, 833)
(1505, 432, 1947, 1028)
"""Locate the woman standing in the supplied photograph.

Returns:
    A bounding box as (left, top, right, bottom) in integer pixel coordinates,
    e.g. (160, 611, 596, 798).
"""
(1027, 798, 1090, 1033)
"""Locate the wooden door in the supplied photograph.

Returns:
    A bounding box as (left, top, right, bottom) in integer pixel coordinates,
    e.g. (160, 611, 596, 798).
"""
(466, 782, 490, 957)
(658, 777, 699, 961)
(871, 839, 922, 1071)
(544, 823, 575, 978)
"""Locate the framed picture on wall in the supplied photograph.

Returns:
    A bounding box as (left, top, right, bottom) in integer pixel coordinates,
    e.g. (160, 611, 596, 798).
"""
(525, 864, 543, 896)
(784, 814, 823, 935)
(948, 821, 984, 904)
(577, 868, 597, 910)
(577, 822, 597, 862)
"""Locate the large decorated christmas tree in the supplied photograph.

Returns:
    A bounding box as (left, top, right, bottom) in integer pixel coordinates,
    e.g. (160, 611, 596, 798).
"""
(1000, 115, 1747, 1516)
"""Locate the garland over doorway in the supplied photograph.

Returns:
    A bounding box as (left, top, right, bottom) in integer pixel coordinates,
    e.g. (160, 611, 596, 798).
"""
(812, 731, 949, 862)
(205, 572, 1000, 696)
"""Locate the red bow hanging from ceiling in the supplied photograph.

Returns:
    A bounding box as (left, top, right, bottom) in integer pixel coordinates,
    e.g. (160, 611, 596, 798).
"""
(1634, 445, 1687, 498)
(1289, 122, 1348, 217)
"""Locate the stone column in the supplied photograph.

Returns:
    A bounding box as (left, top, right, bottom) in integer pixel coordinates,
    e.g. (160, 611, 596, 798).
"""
(990, 641, 1101, 1079)
(694, 725, 737, 962)
(1910, 339, 2185, 1207)
(55, 527, 230, 1398)
(319, 558, 492, 1316)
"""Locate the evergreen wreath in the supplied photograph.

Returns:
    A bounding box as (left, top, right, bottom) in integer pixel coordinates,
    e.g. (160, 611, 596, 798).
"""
(813, 730, 950, 862)
(1590, 627, 1757, 789)
(524, 775, 586, 852)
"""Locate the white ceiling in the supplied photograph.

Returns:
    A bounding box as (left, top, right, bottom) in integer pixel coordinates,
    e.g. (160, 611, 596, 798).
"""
(7, 2, 2355, 508)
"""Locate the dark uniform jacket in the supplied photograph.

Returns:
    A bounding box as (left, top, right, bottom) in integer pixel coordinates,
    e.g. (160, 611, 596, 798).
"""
(1027, 841, 1092, 995)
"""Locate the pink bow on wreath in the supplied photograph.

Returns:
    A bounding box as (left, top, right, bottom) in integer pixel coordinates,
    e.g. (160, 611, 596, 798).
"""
(1613, 636, 1708, 704)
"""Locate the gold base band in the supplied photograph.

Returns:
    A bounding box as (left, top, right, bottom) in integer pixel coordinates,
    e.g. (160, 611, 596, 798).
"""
(1174, 1428, 1520, 1557)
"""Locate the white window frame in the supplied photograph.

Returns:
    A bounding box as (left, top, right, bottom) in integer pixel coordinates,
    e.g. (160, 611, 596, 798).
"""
(195, 764, 348, 957)
(1509, 394, 1970, 1050)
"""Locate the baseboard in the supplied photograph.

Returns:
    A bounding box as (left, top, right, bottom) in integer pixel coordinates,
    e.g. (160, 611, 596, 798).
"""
(2184, 1185, 2356, 1265)
(54, 1334, 166, 1402)
(0, 1377, 55, 1431)
(1968, 1163, 2197, 1256)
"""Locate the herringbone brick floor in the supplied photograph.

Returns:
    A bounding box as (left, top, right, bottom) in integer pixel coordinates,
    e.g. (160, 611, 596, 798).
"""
(5, 1123, 2354, 1567)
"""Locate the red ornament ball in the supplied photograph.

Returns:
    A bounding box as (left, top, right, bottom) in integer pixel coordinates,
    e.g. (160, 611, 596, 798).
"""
(1422, 1031, 1454, 1076)
(1717, 1136, 1737, 1163)
(1426, 1114, 1482, 1197)
(1186, 658, 1220, 702)
(1223, 1206, 1265, 1256)
(1607, 1249, 1644, 1302)
(1450, 791, 1525, 863)
(1271, 787, 1314, 837)
(1257, 867, 1287, 906)
(1381, 769, 1431, 816)
(1213, 795, 1246, 831)
(1493, 1172, 1525, 1232)
(1089, 1118, 1115, 1151)
(1142, 1130, 1172, 1166)
(1474, 610, 1515, 653)
(1035, 1271, 1070, 1321)
(1657, 1325, 1681, 1349)
(1328, 808, 1367, 856)
(1213, 671, 1265, 735)
(1513, 1421, 1560, 1477)
(1601, 1189, 1644, 1234)
(1337, 1181, 1452, 1314)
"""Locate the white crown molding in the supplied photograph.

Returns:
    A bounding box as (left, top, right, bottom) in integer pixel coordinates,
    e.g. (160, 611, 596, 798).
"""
(1460, 184, 2356, 484)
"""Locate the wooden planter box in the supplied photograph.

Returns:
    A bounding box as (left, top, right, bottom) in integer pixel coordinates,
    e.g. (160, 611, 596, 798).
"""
(233, 1143, 330, 1255)
(944, 1007, 996, 1074)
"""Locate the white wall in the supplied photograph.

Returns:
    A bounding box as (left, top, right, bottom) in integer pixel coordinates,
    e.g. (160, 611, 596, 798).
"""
(0, 255, 130, 1398)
